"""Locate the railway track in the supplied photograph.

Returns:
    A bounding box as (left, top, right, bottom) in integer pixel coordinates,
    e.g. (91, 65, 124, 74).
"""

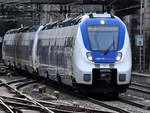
(0, 79, 115, 113)
(119, 95, 150, 110)
(127, 82, 150, 100)
(130, 82, 150, 94)
(87, 97, 129, 113)
(0, 64, 150, 113)
(0, 79, 55, 113)
(44, 79, 149, 113)
(0, 66, 115, 113)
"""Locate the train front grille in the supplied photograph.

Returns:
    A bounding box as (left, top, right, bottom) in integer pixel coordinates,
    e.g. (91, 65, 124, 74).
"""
(92, 68, 117, 85)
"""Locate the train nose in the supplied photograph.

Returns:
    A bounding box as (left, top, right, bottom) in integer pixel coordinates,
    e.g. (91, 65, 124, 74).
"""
(91, 52, 117, 63)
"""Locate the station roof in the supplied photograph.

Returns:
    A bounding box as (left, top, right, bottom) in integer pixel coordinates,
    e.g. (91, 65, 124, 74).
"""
(0, 0, 80, 4)
(0, 0, 140, 16)
(0, 0, 139, 5)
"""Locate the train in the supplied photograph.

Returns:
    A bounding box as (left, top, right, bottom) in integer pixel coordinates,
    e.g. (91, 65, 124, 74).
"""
(2, 13, 132, 96)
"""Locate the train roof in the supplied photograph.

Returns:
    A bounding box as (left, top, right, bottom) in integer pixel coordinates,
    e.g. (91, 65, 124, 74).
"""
(43, 15, 82, 30)
(42, 13, 115, 30)
(6, 25, 39, 34)
(5, 13, 116, 34)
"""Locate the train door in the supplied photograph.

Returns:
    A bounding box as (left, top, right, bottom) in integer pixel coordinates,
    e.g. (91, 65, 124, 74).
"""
(56, 37, 65, 82)
(14, 32, 23, 68)
(61, 36, 74, 86)
(60, 26, 77, 86)
(50, 39, 58, 81)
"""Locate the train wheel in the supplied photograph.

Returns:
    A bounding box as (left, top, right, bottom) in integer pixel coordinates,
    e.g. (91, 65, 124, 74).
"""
(111, 93, 119, 99)
(56, 73, 62, 85)
(72, 79, 87, 96)
(72, 78, 77, 88)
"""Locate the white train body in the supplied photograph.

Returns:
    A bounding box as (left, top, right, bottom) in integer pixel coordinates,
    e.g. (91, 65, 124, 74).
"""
(2, 13, 132, 94)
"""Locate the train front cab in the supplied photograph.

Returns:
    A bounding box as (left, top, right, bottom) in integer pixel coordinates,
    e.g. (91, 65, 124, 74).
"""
(73, 14, 132, 94)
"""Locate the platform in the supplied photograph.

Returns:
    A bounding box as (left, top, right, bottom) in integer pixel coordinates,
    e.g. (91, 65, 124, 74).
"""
(132, 72, 150, 85)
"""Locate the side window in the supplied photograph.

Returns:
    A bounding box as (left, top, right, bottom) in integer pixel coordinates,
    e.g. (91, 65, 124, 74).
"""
(26, 40, 30, 60)
(65, 38, 69, 47)
(70, 37, 73, 48)
(37, 40, 41, 56)
(37, 40, 43, 63)
(29, 40, 33, 55)
(65, 37, 73, 48)
(3, 41, 6, 50)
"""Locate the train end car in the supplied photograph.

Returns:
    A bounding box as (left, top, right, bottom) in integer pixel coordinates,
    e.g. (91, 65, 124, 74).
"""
(2, 26, 39, 73)
(72, 13, 132, 95)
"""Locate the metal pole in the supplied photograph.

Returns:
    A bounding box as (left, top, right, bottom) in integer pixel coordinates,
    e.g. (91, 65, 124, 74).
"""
(32, 4, 39, 25)
(32, 4, 35, 25)
(140, 0, 143, 35)
(143, 0, 147, 70)
(139, 0, 143, 72)
(102, 0, 105, 13)
(140, 46, 142, 72)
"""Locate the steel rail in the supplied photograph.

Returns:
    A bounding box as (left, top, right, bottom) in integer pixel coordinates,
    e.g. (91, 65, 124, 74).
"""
(131, 82, 150, 89)
(0, 64, 136, 113)
(119, 97, 150, 110)
(0, 70, 114, 113)
(1, 81, 55, 113)
(0, 97, 14, 113)
(40, 78, 131, 113)
(2, 100, 47, 111)
(37, 99, 115, 113)
(1, 96, 112, 113)
(129, 86, 150, 94)
(7, 78, 29, 85)
(88, 97, 130, 113)
(0, 78, 29, 87)
(0, 96, 34, 104)
(0, 96, 77, 113)
(15, 80, 38, 90)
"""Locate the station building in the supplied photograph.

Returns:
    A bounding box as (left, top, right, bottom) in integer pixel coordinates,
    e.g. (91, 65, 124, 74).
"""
(123, 1, 150, 71)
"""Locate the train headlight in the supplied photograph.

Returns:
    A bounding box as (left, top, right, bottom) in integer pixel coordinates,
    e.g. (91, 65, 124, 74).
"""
(86, 52, 93, 61)
(100, 20, 105, 25)
(116, 52, 122, 61)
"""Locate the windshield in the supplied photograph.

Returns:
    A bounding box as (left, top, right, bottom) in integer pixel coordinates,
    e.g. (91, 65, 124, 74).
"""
(87, 25, 119, 52)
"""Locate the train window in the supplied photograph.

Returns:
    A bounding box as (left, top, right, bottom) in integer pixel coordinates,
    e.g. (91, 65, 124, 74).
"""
(69, 37, 73, 47)
(68, 38, 70, 47)
(9, 31, 13, 34)
(29, 40, 33, 55)
(65, 37, 69, 47)
(6, 31, 10, 34)
(65, 37, 72, 48)
(24, 45, 29, 60)
(87, 25, 119, 52)
(37, 40, 41, 56)
(3, 41, 6, 46)
(64, 38, 67, 47)
(21, 27, 30, 33)
(27, 25, 39, 32)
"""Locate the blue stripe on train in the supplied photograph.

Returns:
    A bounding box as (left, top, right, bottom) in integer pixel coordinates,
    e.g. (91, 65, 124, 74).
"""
(91, 51, 117, 63)
(80, 17, 125, 63)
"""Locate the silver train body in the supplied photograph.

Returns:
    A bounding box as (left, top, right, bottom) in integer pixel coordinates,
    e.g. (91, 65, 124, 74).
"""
(2, 13, 132, 94)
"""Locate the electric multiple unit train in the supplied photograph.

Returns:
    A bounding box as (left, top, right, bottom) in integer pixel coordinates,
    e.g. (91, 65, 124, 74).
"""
(2, 13, 132, 95)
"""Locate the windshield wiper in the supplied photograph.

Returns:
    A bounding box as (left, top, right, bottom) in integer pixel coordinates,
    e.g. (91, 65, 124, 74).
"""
(103, 38, 115, 55)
